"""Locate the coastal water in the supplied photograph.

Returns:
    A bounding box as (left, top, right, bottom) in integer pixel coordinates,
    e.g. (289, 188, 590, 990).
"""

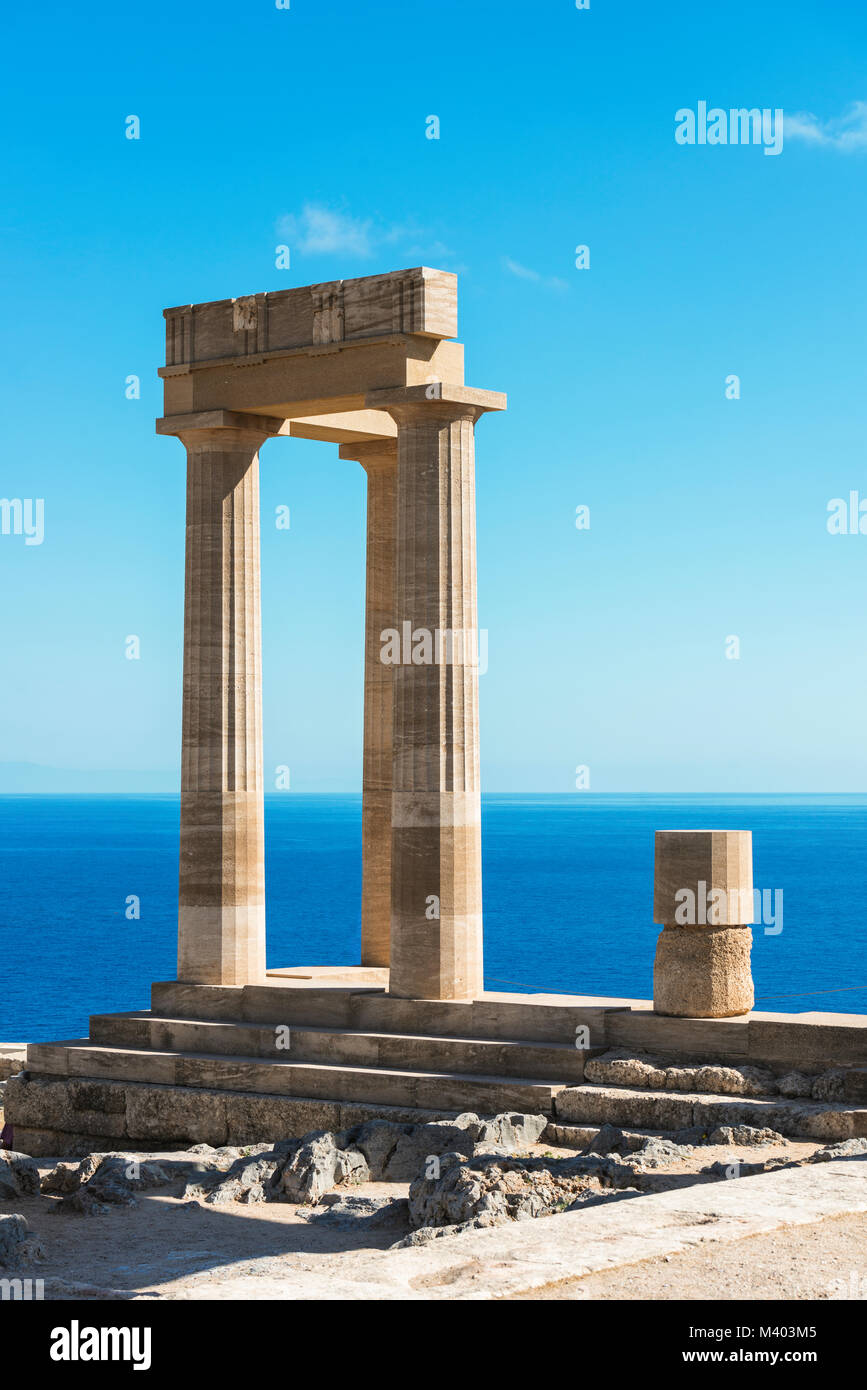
(1, 794, 866, 1041)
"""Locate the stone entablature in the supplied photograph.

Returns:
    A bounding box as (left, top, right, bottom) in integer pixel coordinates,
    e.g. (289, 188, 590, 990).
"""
(163, 267, 458, 370)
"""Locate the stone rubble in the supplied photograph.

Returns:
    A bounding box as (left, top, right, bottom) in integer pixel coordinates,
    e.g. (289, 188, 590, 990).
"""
(303, 1194, 411, 1232)
(584, 1048, 862, 1103)
(0, 1150, 41, 1200)
(49, 1154, 173, 1216)
(705, 1124, 784, 1147)
(17, 1103, 861, 1253)
(0, 1212, 44, 1266)
(806, 1136, 867, 1163)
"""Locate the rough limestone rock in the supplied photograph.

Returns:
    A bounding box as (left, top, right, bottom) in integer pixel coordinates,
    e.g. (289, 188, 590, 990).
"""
(673, 1126, 717, 1146)
(0, 1151, 41, 1199)
(632, 1137, 694, 1168)
(807, 1137, 867, 1163)
(42, 1151, 143, 1197)
(584, 1050, 774, 1097)
(407, 1151, 643, 1231)
(184, 1148, 290, 1206)
(58, 1154, 172, 1215)
(584, 1124, 628, 1156)
(464, 1113, 548, 1148)
(393, 1216, 496, 1248)
(707, 1125, 785, 1147)
(351, 1120, 411, 1180)
(716, 1065, 777, 1098)
(41, 1162, 83, 1196)
(409, 1157, 551, 1229)
(280, 1133, 369, 1205)
(812, 1070, 847, 1102)
(470, 1142, 518, 1163)
(653, 924, 754, 1018)
(350, 1112, 547, 1183)
(383, 1120, 477, 1181)
(0, 1213, 44, 1266)
(305, 1195, 411, 1232)
(777, 1071, 814, 1099)
(703, 1157, 784, 1179)
(585, 1052, 669, 1090)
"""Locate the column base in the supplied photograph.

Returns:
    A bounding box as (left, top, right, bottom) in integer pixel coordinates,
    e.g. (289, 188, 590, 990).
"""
(653, 924, 754, 1018)
(178, 905, 266, 987)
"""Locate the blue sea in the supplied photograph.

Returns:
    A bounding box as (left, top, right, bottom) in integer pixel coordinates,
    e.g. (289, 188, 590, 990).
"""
(2, 794, 867, 1041)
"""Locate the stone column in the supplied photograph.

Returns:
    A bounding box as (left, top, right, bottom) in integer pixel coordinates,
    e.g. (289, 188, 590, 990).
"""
(366, 387, 504, 1000)
(158, 409, 281, 986)
(653, 829, 755, 1018)
(339, 440, 398, 967)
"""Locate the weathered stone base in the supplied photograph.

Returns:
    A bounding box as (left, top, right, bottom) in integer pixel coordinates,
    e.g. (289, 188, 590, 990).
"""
(3, 1073, 460, 1158)
(653, 925, 754, 1018)
(8, 982, 867, 1153)
(554, 1083, 867, 1142)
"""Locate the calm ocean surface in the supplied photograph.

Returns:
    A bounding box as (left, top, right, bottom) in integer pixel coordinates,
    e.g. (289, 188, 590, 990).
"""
(2, 794, 866, 1041)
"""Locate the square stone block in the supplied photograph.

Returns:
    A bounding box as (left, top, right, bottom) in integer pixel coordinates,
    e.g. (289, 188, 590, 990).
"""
(654, 829, 753, 926)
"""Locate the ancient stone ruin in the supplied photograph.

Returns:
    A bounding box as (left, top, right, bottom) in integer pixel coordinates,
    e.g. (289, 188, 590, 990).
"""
(5, 268, 866, 1159)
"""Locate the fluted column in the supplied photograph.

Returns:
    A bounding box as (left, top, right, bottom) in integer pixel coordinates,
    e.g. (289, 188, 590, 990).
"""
(376, 394, 498, 1000)
(340, 440, 397, 966)
(161, 410, 280, 985)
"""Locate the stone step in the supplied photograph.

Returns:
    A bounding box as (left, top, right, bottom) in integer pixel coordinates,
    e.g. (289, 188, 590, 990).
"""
(584, 1049, 867, 1104)
(554, 1083, 867, 1142)
(87, 1012, 587, 1083)
(149, 981, 621, 1045)
(25, 1041, 564, 1115)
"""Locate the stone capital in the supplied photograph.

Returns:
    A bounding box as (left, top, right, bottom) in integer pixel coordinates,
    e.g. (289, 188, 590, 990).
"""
(156, 409, 285, 448)
(365, 383, 506, 426)
(338, 440, 398, 472)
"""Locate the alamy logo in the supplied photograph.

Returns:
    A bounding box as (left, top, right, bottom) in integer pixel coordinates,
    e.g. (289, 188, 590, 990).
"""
(380, 623, 488, 675)
(0, 1277, 44, 1300)
(0, 498, 44, 545)
(827, 493, 867, 534)
(673, 883, 783, 935)
(50, 1320, 152, 1370)
(675, 103, 784, 156)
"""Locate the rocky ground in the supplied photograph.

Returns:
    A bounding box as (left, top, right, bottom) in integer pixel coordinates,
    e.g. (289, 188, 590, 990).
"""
(1, 1106, 865, 1299)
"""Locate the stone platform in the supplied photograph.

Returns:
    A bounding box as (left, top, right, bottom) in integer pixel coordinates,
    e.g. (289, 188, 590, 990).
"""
(6, 973, 867, 1155)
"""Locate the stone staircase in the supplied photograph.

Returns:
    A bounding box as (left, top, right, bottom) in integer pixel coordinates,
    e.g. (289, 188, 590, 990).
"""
(10, 981, 612, 1153)
(8, 980, 867, 1155)
(29, 1012, 577, 1114)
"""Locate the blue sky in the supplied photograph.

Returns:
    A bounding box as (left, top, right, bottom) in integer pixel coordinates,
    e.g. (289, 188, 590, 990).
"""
(1, 0, 866, 791)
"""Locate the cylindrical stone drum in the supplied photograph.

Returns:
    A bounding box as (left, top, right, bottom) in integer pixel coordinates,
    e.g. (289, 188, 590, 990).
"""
(653, 830, 755, 1019)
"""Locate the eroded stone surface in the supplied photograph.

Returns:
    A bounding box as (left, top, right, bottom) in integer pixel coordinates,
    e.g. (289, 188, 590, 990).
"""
(706, 1125, 784, 1147)
(585, 1049, 776, 1096)
(280, 1134, 369, 1205)
(55, 1154, 173, 1216)
(0, 1213, 44, 1266)
(0, 1151, 40, 1200)
(807, 1137, 867, 1163)
(654, 924, 754, 1018)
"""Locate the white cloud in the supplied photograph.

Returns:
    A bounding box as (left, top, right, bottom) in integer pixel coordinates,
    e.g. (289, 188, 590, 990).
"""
(276, 204, 453, 263)
(785, 101, 867, 151)
(277, 205, 375, 257)
(502, 256, 568, 292)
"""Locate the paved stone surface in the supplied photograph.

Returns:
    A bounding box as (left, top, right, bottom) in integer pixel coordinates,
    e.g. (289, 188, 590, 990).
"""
(511, 1211, 867, 1300)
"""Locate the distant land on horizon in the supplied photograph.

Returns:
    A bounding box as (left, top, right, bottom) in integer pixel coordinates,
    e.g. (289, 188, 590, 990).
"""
(0, 762, 178, 793)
